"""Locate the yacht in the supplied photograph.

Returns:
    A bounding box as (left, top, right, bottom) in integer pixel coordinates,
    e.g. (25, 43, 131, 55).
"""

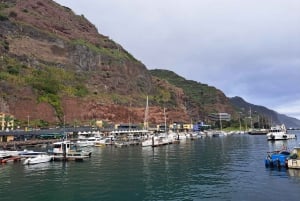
(266, 124, 296, 141)
(76, 137, 102, 147)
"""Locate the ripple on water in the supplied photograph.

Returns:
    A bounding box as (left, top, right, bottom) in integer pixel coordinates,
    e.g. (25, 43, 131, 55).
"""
(1, 134, 300, 201)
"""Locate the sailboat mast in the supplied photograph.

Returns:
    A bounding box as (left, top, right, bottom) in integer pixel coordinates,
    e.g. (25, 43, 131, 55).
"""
(249, 107, 253, 129)
(219, 113, 222, 131)
(164, 108, 167, 133)
(143, 96, 149, 130)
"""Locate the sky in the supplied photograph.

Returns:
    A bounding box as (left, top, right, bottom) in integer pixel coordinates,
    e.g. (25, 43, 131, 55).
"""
(54, 0, 300, 119)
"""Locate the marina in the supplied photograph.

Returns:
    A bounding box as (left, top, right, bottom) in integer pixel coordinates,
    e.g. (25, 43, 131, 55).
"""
(1, 131, 300, 201)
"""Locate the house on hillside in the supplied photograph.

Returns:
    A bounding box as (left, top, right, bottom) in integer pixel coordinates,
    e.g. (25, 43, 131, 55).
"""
(0, 112, 14, 131)
(208, 113, 231, 122)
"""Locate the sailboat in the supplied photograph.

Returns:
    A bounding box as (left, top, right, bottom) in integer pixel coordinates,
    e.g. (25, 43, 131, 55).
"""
(141, 96, 154, 147)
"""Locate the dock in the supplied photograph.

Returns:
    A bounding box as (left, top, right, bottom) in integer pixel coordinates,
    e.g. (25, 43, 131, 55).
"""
(0, 139, 61, 150)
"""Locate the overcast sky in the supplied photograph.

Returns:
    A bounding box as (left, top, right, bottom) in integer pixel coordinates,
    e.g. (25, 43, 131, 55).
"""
(54, 0, 300, 119)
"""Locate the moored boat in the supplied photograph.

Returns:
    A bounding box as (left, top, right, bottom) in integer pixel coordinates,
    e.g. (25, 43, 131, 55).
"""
(1, 155, 22, 163)
(50, 141, 92, 161)
(266, 124, 296, 141)
(265, 149, 290, 168)
(0, 150, 22, 163)
(23, 153, 53, 165)
(18, 149, 48, 158)
(248, 128, 268, 135)
(76, 137, 102, 147)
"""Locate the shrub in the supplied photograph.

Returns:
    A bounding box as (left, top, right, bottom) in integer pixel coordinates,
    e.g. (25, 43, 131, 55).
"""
(7, 65, 19, 75)
(0, 14, 8, 21)
(8, 11, 17, 18)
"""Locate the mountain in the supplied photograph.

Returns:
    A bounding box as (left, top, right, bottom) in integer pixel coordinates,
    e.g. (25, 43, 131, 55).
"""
(0, 0, 190, 126)
(0, 0, 298, 129)
(149, 69, 235, 120)
(230, 96, 300, 128)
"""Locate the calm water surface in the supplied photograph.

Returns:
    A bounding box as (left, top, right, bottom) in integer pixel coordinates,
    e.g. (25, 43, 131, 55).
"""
(1, 132, 300, 201)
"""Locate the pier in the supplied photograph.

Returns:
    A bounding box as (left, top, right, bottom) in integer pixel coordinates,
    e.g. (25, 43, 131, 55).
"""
(0, 139, 61, 150)
(0, 127, 101, 149)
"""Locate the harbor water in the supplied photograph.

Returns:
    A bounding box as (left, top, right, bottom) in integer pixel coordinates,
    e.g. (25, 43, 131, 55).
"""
(1, 132, 300, 201)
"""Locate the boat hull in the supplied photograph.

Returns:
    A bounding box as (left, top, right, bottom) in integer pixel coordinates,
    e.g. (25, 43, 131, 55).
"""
(266, 133, 296, 140)
(265, 151, 290, 168)
(23, 154, 53, 165)
(287, 159, 300, 169)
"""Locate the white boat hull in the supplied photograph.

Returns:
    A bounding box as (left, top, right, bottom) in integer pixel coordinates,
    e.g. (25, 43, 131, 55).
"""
(267, 132, 296, 140)
(23, 154, 53, 165)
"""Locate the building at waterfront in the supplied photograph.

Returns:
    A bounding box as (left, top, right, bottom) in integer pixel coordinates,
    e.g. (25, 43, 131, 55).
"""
(193, 122, 211, 131)
(208, 113, 231, 122)
(0, 112, 14, 131)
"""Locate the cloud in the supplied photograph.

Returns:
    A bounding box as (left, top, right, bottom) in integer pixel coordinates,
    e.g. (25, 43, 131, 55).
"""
(275, 100, 300, 119)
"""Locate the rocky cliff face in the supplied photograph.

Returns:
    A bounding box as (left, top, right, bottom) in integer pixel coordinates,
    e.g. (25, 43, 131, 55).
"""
(0, 0, 192, 126)
(2, 0, 297, 128)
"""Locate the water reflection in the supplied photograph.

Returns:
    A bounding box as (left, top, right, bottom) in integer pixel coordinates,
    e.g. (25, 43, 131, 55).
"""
(24, 162, 52, 173)
(287, 169, 300, 177)
(267, 139, 298, 152)
(1, 133, 300, 201)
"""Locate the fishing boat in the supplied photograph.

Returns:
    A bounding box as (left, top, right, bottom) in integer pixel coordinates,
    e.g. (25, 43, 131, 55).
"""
(265, 148, 290, 168)
(23, 153, 53, 165)
(266, 124, 296, 140)
(50, 141, 92, 161)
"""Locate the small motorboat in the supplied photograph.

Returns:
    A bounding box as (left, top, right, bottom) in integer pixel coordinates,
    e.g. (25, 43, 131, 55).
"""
(18, 149, 47, 158)
(265, 150, 290, 168)
(23, 153, 53, 165)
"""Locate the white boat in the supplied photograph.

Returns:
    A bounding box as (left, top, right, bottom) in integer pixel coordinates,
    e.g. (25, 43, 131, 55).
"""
(94, 136, 115, 146)
(50, 141, 92, 161)
(266, 124, 296, 140)
(186, 132, 202, 139)
(0, 150, 19, 158)
(18, 149, 47, 158)
(141, 136, 155, 147)
(145, 108, 173, 147)
(142, 134, 172, 147)
(23, 153, 53, 165)
(76, 137, 102, 147)
(114, 141, 129, 148)
(175, 132, 187, 140)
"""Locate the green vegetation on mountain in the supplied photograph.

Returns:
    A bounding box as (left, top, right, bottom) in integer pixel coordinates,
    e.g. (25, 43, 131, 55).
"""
(70, 39, 137, 63)
(0, 55, 89, 121)
(0, 0, 299, 128)
(150, 69, 217, 105)
(149, 69, 234, 119)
